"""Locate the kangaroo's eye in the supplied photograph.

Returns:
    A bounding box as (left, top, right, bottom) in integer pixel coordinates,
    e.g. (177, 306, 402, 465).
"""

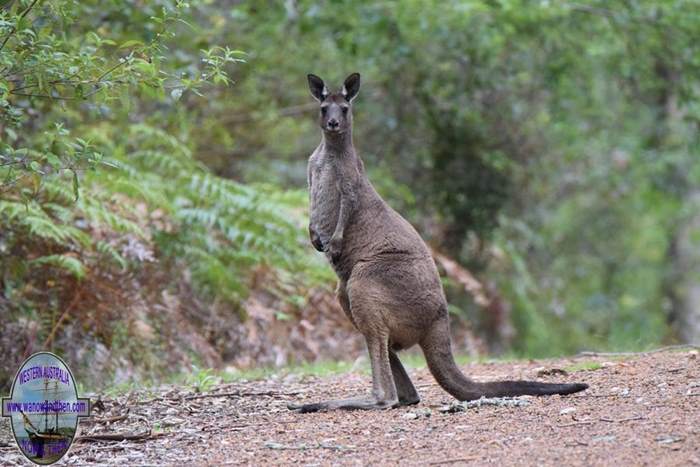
(321, 107, 328, 115)
(342, 107, 348, 114)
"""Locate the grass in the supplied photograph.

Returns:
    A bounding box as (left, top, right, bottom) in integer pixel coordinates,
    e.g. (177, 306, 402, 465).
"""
(94, 360, 361, 397)
(564, 361, 604, 373)
(398, 352, 474, 369)
(96, 352, 605, 397)
(94, 353, 481, 396)
(220, 359, 360, 382)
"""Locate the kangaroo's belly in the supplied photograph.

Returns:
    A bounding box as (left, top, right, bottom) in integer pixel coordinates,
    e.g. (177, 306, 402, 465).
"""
(309, 164, 340, 247)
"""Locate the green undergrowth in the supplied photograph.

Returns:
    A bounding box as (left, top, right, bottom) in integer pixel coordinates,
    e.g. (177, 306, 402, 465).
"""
(1, 121, 335, 392)
(98, 347, 674, 397)
(564, 361, 604, 373)
(96, 360, 360, 398)
(94, 354, 496, 397)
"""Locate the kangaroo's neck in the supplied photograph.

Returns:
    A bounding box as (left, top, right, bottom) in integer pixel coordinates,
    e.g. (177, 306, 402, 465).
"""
(321, 129, 354, 157)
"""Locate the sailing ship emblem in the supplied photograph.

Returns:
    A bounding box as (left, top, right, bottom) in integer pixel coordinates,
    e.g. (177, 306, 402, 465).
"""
(2, 352, 90, 465)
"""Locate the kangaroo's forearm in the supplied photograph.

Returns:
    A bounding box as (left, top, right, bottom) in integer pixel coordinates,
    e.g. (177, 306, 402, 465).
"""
(333, 193, 355, 239)
(309, 225, 324, 251)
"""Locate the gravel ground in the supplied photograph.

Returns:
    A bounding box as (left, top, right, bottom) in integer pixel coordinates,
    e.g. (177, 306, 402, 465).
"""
(1, 349, 698, 466)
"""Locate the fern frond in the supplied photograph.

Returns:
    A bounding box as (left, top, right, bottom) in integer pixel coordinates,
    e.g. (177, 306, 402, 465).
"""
(29, 254, 86, 279)
(81, 201, 146, 237)
(95, 240, 128, 269)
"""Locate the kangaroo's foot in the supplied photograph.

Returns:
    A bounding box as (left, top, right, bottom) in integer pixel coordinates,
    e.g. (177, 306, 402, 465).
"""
(289, 292, 403, 414)
(287, 396, 398, 413)
(389, 351, 420, 406)
(397, 396, 420, 407)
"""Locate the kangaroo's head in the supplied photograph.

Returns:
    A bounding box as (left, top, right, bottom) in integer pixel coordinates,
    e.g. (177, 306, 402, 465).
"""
(307, 73, 360, 135)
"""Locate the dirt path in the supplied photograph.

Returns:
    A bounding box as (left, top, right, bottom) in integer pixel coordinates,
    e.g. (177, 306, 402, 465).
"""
(1, 349, 698, 466)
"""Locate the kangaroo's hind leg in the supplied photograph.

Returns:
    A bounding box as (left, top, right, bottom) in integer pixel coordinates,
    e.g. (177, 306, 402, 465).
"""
(389, 350, 420, 406)
(287, 330, 399, 412)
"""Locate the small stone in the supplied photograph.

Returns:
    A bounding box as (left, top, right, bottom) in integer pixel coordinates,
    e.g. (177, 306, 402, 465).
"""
(283, 374, 300, 383)
(656, 435, 684, 444)
(403, 408, 431, 419)
(537, 367, 568, 377)
(438, 397, 530, 413)
(560, 407, 576, 415)
(162, 416, 185, 427)
(223, 365, 239, 374)
(438, 404, 460, 413)
(592, 435, 616, 443)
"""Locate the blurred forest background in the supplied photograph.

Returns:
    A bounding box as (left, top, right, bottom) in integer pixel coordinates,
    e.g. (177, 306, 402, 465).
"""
(1, 0, 699, 391)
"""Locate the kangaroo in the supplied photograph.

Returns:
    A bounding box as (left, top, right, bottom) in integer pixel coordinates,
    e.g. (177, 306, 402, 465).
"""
(289, 73, 587, 413)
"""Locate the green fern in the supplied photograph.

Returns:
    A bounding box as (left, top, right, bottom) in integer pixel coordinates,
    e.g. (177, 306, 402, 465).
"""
(29, 254, 86, 280)
(2, 119, 330, 336)
(93, 241, 127, 269)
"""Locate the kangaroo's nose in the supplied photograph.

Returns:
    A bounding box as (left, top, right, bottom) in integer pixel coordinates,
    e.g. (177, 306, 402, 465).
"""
(328, 119, 339, 129)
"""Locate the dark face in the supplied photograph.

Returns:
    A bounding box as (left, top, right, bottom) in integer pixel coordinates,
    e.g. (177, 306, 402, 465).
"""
(319, 94, 351, 134)
(307, 73, 361, 135)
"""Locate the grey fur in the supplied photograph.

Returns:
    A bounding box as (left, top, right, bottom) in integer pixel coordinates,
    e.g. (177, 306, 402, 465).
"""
(290, 73, 588, 413)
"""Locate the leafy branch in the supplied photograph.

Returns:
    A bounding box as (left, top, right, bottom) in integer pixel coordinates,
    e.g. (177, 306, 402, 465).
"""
(0, 0, 40, 52)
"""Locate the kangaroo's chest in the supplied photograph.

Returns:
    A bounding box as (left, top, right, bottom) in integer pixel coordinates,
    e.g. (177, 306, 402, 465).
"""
(309, 161, 341, 243)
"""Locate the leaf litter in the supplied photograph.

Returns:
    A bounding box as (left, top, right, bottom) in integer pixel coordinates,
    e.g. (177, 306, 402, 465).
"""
(0, 350, 698, 465)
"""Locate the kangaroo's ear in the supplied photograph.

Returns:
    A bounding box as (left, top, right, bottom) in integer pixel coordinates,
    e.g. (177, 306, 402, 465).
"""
(342, 72, 360, 102)
(307, 74, 328, 102)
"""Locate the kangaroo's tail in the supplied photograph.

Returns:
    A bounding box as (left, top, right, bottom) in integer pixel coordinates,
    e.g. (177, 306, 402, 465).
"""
(420, 317, 588, 400)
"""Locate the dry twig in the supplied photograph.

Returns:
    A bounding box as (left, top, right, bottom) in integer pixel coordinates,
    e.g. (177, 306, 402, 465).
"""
(429, 456, 482, 465)
(77, 430, 165, 442)
(184, 390, 301, 400)
(600, 415, 646, 423)
(82, 413, 129, 424)
(577, 344, 700, 357)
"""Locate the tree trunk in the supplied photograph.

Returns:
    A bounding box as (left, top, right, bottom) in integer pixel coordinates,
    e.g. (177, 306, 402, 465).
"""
(667, 191, 700, 343)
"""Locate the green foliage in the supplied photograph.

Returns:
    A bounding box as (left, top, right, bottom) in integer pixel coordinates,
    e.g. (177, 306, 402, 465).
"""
(180, 0, 699, 355)
(185, 366, 220, 393)
(564, 361, 604, 373)
(79, 123, 327, 309)
(29, 254, 85, 279)
(2, 0, 699, 382)
(0, 0, 331, 388)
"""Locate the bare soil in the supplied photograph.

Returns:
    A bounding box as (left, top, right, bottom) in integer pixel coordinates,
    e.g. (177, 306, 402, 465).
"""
(1, 349, 698, 466)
